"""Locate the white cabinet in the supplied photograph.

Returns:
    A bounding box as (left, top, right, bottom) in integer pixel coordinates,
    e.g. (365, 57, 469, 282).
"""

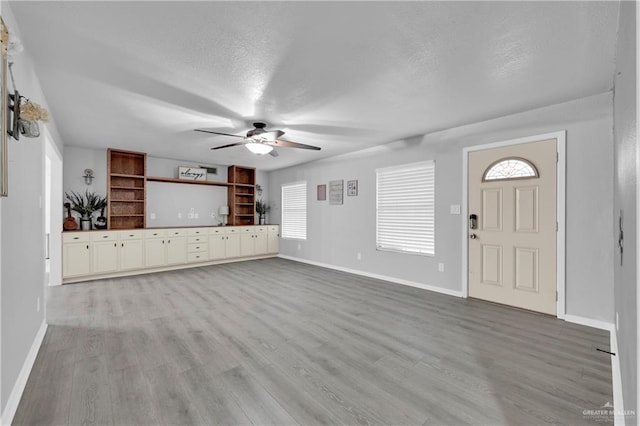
(267, 225, 280, 253)
(225, 227, 241, 258)
(119, 231, 144, 271)
(186, 228, 208, 263)
(209, 228, 226, 260)
(62, 233, 91, 277)
(92, 232, 119, 274)
(62, 225, 279, 282)
(144, 229, 166, 268)
(166, 229, 187, 265)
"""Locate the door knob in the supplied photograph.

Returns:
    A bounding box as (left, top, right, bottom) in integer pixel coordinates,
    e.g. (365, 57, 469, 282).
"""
(470, 234, 478, 240)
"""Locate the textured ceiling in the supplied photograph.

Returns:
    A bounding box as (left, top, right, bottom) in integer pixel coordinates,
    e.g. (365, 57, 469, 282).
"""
(9, 1, 619, 171)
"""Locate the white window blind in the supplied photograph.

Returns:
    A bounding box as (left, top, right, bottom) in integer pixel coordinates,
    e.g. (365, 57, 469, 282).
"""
(281, 181, 307, 240)
(376, 161, 435, 255)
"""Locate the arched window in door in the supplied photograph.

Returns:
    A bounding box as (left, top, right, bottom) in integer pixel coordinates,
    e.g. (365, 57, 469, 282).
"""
(482, 157, 539, 182)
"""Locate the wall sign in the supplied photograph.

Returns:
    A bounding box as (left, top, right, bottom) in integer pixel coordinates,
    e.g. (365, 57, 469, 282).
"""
(347, 180, 358, 196)
(178, 167, 207, 181)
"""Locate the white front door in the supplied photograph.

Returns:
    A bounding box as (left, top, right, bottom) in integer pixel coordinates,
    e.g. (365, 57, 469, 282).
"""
(468, 138, 557, 315)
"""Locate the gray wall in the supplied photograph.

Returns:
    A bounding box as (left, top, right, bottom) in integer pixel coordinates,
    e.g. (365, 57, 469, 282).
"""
(0, 3, 65, 413)
(63, 147, 271, 226)
(612, 0, 637, 419)
(269, 92, 614, 323)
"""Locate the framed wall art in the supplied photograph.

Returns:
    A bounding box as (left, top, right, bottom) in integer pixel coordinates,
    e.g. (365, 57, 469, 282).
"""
(329, 180, 343, 205)
(317, 184, 326, 201)
(347, 180, 358, 196)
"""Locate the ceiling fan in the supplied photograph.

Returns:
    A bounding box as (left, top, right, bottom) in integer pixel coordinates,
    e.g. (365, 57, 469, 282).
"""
(195, 122, 321, 157)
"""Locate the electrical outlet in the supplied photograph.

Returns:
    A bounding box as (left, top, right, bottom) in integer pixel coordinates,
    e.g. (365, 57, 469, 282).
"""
(211, 213, 216, 219)
(178, 213, 183, 219)
(150, 212, 156, 220)
(357, 252, 362, 260)
(297, 243, 302, 251)
(194, 213, 199, 219)
(36, 297, 40, 312)
(450, 205, 461, 215)
(438, 263, 445, 272)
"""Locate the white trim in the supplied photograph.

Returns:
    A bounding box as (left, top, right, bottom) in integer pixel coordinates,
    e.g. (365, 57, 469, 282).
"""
(0, 321, 48, 426)
(461, 131, 567, 319)
(563, 316, 625, 425)
(278, 254, 464, 298)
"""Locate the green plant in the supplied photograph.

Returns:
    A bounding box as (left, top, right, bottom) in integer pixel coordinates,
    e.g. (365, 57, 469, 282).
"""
(255, 199, 270, 215)
(65, 190, 107, 218)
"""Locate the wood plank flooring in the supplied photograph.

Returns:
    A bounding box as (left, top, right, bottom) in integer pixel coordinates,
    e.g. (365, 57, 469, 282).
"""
(13, 258, 613, 425)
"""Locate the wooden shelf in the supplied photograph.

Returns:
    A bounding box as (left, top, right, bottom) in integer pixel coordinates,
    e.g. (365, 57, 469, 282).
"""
(228, 165, 256, 226)
(147, 176, 230, 187)
(108, 149, 146, 230)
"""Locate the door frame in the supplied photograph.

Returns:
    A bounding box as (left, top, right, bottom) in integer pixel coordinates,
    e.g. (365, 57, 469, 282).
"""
(461, 131, 566, 319)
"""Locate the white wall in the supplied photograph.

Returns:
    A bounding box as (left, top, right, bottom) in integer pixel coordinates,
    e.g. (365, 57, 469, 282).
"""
(612, 0, 637, 420)
(63, 146, 271, 226)
(269, 92, 614, 323)
(0, 2, 64, 417)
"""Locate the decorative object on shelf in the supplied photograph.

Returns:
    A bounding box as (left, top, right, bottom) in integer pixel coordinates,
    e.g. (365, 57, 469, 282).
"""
(178, 166, 206, 181)
(95, 207, 107, 229)
(63, 202, 78, 231)
(347, 180, 358, 196)
(329, 180, 344, 205)
(83, 168, 94, 185)
(0, 17, 8, 197)
(256, 184, 263, 196)
(317, 184, 326, 201)
(65, 190, 107, 231)
(218, 205, 229, 226)
(256, 199, 270, 225)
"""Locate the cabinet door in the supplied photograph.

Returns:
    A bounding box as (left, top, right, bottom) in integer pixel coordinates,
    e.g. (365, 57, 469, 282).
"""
(267, 229, 280, 253)
(254, 233, 268, 255)
(167, 236, 187, 265)
(144, 238, 166, 267)
(226, 234, 241, 258)
(63, 242, 91, 277)
(240, 233, 255, 257)
(209, 234, 226, 260)
(120, 239, 144, 271)
(92, 240, 119, 274)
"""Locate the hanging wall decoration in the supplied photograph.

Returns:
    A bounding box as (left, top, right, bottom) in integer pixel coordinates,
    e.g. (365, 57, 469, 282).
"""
(317, 184, 326, 201)
(329, 180, 343, 205)
(347, 180, 358, 196)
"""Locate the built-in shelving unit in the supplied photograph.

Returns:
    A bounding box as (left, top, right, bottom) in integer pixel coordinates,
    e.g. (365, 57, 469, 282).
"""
(227, 165, 256, 226)
(107, 149, 146, 229)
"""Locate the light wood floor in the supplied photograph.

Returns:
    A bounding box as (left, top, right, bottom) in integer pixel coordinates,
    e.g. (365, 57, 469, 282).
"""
(14, 258, 612, 425)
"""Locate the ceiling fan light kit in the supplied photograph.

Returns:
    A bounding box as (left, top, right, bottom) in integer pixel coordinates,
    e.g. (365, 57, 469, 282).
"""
(245, 141, 274, 155)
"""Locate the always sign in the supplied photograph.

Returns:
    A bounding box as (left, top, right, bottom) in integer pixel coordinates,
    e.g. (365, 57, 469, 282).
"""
(178, 167, 207, 181)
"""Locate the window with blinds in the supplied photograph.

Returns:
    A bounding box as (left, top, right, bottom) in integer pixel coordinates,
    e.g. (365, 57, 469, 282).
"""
(281, 181, 307, 240)
(376, 161, 435, 255)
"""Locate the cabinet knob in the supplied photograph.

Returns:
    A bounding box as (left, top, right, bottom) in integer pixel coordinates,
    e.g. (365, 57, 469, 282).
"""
(103, 235, 108, 238)
(86, 245, 89, 249)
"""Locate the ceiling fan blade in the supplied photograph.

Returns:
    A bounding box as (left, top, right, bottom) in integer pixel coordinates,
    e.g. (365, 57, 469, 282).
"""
(195, 129, 244, 139)
(269, 149, 279, 157)
(210, 142, 246, 150)
(270, 139, 321, 151)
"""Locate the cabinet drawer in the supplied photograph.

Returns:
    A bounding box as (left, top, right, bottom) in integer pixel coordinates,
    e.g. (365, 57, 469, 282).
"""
(268, 225, 279, 233)
(240, 226, 255, 234)
(145, 229, 167, 238)
(226, 227, 240, 235)
(62, 232, 90, 243)
(118, 230, 143, 240)
(188, 235, 206, 244)
(187, 228, 207, 236)
(188, 243, 208, 253)
(254, 226, 267, 234)
(90, 232, 117, 242)
(187, 252, 207, 262)
(209, 227, 225, 235)
(166, 228, 186, 237)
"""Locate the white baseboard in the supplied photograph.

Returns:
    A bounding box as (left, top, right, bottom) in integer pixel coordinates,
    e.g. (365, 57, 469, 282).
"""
(1, 320, 48, 426)
(563, 315, 625, 426)
(277, 254, 464, 298)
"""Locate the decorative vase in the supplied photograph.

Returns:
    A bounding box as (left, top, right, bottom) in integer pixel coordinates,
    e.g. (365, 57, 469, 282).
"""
(18, 119, 40, 138)
(80, 217, 92, 231)
(259, 215, 265, 225)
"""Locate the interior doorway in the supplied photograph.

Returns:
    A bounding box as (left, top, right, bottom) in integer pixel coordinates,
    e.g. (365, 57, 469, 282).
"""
(44, 129, 62, 287)
(462, 132, 566, 317)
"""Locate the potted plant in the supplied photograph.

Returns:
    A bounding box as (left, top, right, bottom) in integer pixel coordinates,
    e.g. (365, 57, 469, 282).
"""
(256, 199, 270, 225)
(65, 190, 107, 230)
